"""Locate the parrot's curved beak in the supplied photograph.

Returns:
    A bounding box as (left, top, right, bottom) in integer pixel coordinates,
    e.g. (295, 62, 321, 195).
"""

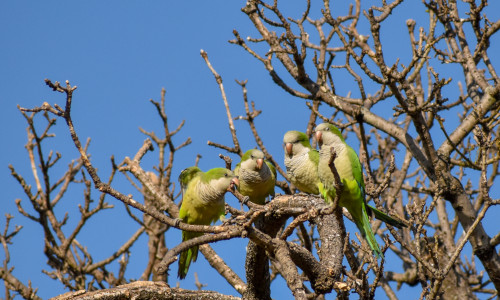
(256, 158, 263, 170)
(285, 142, 293, 156)
(229, 177, 240, 191)
(315, 131, 323, 146)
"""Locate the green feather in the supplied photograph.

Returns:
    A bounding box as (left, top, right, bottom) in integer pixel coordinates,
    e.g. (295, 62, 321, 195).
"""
(201, 167, 233, 183)
(267, 159, 277, 176)
(354, 201, 383, 259)
(323, 123, 345, 142)
(308, 148, 320, 166)
(239, 148, 255, 162)
(178, 231, 201, 279)
(179, 166, 202, 193)
(367, 205, 407, 229)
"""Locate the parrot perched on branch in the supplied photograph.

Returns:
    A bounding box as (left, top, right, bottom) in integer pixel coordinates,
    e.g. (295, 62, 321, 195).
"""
(315, 123, 406, 258)
(283, 130, 405, 228)
(283, 130, 321, 195)
(234, 149, 276, 205)
(177, 166, 239, 279)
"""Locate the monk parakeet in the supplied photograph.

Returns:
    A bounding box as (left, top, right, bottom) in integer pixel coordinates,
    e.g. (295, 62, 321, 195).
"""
(283, 130, 320, 194)
(177, 167, 239, 279)
(284, 130, 404, 228)
(234, 149, 276, 205)
(315, 123, 405, 258)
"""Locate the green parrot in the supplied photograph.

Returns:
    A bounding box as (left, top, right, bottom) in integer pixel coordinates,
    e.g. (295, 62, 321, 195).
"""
(284, 130, 402, 225)
(177, 166, 239, 279)
(234, 149, 277, 205)
(315, 123, 406, 258)
(283, 130, 321, 194)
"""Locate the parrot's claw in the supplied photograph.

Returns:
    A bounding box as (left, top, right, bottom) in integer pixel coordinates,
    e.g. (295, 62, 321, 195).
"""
(241, 196, 250, 205)
(174, 218, 182, 227)
(222, 217, 233, 226)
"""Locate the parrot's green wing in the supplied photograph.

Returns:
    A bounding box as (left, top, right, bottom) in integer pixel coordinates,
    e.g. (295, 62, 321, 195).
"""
(308, 148, 320, 166)
(346, 145, 365, 195)
(266, 159, 277, 178)
(179, 166, 202, 196)
(265, 159, 277, 197)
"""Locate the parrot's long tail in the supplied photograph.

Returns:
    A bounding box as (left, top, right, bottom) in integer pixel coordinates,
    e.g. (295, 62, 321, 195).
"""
(178, 231, 201, 279)
(354, 204, 384, 259)
(367, 205, 407, 229)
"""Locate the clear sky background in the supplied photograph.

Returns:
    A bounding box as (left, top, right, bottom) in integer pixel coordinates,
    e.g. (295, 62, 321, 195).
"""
(1, 1, 499, 299)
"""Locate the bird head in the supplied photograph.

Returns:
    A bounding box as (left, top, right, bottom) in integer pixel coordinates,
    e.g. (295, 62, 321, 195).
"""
(241, 149, 265, 171)
(283, 131, 311, 156)
(315, 123, 344, 147)
(205, 168, 239, 193)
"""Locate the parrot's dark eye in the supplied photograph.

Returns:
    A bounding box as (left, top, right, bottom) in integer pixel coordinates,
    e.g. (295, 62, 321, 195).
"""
(224, 173, 228, 177)
(250, 155, 254, 159)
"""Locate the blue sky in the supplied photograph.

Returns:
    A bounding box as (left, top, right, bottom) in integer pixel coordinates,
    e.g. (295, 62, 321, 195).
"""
(1, 1, 499, 299)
